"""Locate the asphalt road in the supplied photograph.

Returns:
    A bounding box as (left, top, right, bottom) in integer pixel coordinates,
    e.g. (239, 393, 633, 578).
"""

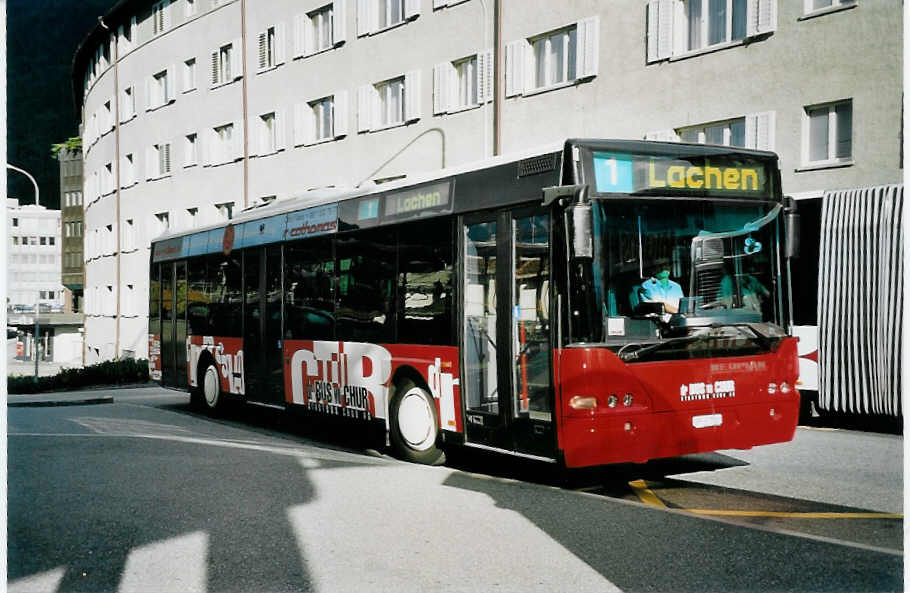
(8, 387, 903, 593)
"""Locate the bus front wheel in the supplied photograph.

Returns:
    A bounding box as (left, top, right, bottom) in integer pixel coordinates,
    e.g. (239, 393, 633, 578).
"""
(389, 378, 445, 465)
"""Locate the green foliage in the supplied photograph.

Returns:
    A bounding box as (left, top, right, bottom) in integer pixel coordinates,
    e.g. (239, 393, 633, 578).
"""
(8, 358, 150, 394)
(50, 136, 82, 157)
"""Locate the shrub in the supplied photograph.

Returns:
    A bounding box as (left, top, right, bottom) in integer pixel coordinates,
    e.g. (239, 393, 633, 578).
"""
(8, 359, 150, 394)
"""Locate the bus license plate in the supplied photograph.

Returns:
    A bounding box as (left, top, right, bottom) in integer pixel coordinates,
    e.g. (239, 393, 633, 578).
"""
(692, 413, 723, 429)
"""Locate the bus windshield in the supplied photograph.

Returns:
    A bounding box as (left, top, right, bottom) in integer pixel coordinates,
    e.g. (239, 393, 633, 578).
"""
(577, 199, 785, 356)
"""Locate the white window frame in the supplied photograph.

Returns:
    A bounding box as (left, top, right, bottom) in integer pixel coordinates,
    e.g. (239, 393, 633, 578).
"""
(207, 121, 242, 165)
(312, 97, 335, 141)
(183, 58, 197, 93)
(184, 133, 198, 167)
(678, 117, 747, 147)
(650, 111, 775, 150)
(801, 0, 856, 19)
(296, 2, 345, 58)
(358, 0, 418, 36)
(120, 85, 137, 122)
(505, 17, 598, 98)
(152, 0, 172, 36)
(801, 99, 853, 168)
(121, 153, 136, 188)
(147, 67, 176, 110)
(258, 25, 286, 72)
(377, 76, 405, 128)
(211, 40, 242, 87)
(185, 0, 197, 18)
(296, 91, 348, 145)
(433, 51, 493, 115)
(147, 142, 172, 180)
(258, 112, 278, 155)
(215, 202, 235, 221)
(647, 0, 776, 63)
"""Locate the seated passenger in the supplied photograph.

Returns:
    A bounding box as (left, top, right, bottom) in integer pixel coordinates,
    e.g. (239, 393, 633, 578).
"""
(639, 265, 684, 314)
(719, 274, 769, 313)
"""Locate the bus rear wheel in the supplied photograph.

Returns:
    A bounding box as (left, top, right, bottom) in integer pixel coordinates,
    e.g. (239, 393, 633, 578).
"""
(389, 378, 445, 465)
(194, 361, 222, 413)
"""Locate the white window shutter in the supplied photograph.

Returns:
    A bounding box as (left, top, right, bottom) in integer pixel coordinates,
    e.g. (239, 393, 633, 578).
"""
(505, 40, 526, 97)
(258, 31, 268, 69)
(231, 39, 243, 79)
(647, 0, 674, 63)
(120, 156, 127, 187)
(294, 14, 306, 57)
(163, 0, 173, 30)
(645, 129, 680, 142)
(233, 120, 243, 160)
(357, 0, 371, 36)
(405, 70, 421, 121)
(446, 63, 457, 109)
(294, 102, 306, 145)
(276, 109, 287, 150)
(405, 0, 420, 19)
(357, 84, 373, 131)
(146, 146, 155, 179)
(433, 62, 448, 114)
(304, 14, 315, 54)
(334, 91, 349, 137)
(575, 16, 599, 79)
(302, 103, 317, 146)
(210, 50, 219, 86)
(163, 143, 171, 174)
(204, 128, 214, 166)
(745, 111, 776, 151)
(334, 0, 347, 44)
(166, 65, 176, 101)
(276, 23, 287, 64)
(748, 0, 777, 36)
(145, 76, 152, 110)
(477, 49, 493, 103)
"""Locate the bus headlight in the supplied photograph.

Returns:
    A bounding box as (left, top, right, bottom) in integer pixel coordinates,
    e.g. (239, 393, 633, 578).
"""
(607, 394, 618, 408)
(780, 382, 792, 394)
(767, 382, 778, 394)
(623, 393, 634, 406)
(569, 395, 598, 410)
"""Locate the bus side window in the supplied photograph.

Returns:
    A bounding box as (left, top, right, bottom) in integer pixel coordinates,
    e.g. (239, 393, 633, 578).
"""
(397, 219, 453, 346)
(284, 237, 335, 341)
(208, 253, 242, 337)
(335, 229, 397, 343)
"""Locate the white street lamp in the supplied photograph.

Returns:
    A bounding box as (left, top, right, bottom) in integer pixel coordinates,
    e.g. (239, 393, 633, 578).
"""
(7, 163, 41, 382)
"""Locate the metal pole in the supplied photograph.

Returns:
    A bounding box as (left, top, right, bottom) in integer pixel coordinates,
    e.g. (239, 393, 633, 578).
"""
(7, 163, 40, 382)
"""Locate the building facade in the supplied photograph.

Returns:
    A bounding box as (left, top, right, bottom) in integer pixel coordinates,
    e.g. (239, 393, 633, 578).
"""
(7, 199, 65, 312)
(72, 0, 902, 362)
(58, 147, 86, 312)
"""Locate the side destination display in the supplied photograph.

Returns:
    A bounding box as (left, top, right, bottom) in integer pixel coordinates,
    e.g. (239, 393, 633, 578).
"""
(592, 151, 769, 197)
(152, 203, 339, 262)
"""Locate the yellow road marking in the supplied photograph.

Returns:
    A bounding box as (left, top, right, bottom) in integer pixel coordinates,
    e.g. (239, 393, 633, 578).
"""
(629, 479, 666, 507)
(686, 509, 903, 519)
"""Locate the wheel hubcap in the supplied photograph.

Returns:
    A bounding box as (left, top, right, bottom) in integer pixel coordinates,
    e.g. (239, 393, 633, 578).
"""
(398, 388, 435, 451)
(204, 366, 219, 406)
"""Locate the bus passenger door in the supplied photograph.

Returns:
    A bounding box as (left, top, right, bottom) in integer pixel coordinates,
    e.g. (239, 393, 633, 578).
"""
(161, 262, 175, 386)
(461, 208, 554, 458)
(175, 261, 188, 389)
(244, 246, 285, 406)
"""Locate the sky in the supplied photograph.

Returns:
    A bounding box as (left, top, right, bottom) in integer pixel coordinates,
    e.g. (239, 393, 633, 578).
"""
(7, 0, 113, 209)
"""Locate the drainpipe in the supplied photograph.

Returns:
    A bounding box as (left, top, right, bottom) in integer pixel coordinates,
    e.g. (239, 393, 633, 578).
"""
(240, 0, 250, 208)
(493, 0, 502, 156)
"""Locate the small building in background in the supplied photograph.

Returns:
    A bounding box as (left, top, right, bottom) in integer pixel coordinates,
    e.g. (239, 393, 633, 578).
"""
(7, 198, 64, 312)
(58, 146, 86, 313)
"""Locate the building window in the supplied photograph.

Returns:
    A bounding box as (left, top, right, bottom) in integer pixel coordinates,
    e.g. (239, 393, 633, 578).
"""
(377, 76, 405, 127)
(122, 153, 136, 187)
(149, 68, 174, 109)
(312, 5, 334, 51)
(312, 98, 334, 141)
(211, 42, 240, 86)
(804, 99, 852, 165)
(212, 123, 235, 164)
(215, 202, 234, 221)
(258, 25, 286, 71)
(505, 17, 598, 97)
(433, 52, 492, 114)
(49, 237, 55, 246)
(359, 0, 417, 36)
(152, 0, 170, 35)
(683, 0, 747, 51)
(804, 0, 854, 14)
(104, 162, 114, 194)
(259, 112, 277, 154)
(184, 133, 198, 167)
(186, 208, 198, 229)
(454, 56, 478, 108)
(121, 85, 136, 121)
(40, 237, 47, 246)
(653, 111, 774, 150)
(12, 217, 18, 227)
(531, 27, 577, 89)
(186, 0, 196, 17)
(155, 212, 170, 235)
(183, 58, 196, 92)
(148, 143, 172, 179)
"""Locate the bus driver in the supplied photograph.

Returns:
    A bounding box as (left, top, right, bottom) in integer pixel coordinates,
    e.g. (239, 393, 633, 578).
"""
(639, 264, 684, 314)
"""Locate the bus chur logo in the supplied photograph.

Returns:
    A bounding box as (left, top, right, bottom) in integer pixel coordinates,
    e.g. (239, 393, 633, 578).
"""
(680, 380, 736, 402)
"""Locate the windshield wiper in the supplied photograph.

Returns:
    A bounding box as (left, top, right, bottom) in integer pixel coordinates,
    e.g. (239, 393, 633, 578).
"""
(618, 323, 777, 362)
(618, 334, 710, 361)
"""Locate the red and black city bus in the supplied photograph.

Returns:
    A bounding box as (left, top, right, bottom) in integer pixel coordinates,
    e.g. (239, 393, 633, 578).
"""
(149, 139, 801, 467)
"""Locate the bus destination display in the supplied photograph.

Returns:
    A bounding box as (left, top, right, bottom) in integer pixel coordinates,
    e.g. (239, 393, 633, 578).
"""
(384, 181, 452, 221)
(593, 151, 768, 197)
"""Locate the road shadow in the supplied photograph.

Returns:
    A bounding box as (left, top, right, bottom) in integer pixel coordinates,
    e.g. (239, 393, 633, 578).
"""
(441, 470, 903, 592)
(7, 419, 377, 592)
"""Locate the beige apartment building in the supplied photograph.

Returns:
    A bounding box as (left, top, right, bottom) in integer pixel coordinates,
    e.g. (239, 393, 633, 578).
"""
(73, 0, 902, 362)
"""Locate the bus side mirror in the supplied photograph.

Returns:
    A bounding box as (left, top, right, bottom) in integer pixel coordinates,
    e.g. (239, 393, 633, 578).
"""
(570, 203, 593, 259)
(784, 197, 800, 259)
